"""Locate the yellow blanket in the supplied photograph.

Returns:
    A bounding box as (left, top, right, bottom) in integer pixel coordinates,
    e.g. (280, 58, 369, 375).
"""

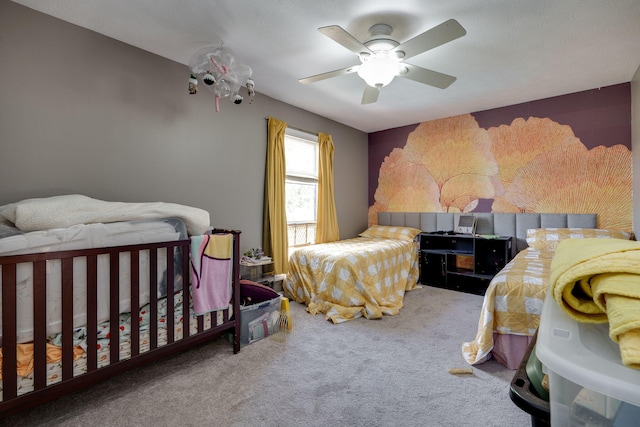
(0, 343, 84, 380)
(284, 237, 419, 323)
(550, 238, 640, 369)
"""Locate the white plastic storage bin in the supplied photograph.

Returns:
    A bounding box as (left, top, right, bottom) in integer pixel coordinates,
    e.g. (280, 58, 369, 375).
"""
(239, 281, 281, 346)
(536, 291, 640, 426)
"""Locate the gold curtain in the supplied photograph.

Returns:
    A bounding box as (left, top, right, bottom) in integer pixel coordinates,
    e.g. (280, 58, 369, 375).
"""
(263, 117, 289, 275)
(316, 132, 340, 243)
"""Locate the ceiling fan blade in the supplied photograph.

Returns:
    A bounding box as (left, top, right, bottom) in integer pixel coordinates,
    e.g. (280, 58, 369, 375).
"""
(318, 25, 372, 56)
(361, 85, 380, 104)
(400, 63, 457, 89)
(299, 65, 359, 84)
(392, 19, 466, 60)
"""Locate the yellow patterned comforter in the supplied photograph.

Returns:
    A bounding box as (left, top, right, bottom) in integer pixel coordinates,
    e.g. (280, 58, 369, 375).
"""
(462, 248, 554, 365)
(284, 237, 419, 323)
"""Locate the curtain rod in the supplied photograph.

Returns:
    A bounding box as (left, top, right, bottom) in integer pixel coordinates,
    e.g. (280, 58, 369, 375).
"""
(265, 117, 317, 136)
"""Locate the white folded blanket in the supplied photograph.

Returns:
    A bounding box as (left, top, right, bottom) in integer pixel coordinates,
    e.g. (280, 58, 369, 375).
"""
(0, 194, 210, 236)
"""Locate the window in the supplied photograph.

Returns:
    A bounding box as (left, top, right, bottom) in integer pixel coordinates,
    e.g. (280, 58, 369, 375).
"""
(285, 129, 318, 249)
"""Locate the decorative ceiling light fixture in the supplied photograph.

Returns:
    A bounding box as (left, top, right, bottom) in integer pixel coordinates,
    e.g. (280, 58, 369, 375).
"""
(188, 44, 255, 112)
(356, 51, 402, 88)
(356, 25, 403, 88)
(299, 20, 466, 105)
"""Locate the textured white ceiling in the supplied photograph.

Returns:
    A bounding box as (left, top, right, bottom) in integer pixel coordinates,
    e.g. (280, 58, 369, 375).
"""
(12, 0, 640, 133)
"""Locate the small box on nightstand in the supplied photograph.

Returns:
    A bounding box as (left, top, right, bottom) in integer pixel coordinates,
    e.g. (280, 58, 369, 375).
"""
(240, 257, 282, 288)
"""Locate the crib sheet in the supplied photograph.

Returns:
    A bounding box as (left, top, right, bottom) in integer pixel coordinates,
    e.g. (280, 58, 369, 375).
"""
(0, 218, 187, 344)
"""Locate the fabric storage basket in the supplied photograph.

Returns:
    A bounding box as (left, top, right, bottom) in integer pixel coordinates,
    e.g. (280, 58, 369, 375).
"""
(239, 280, 281, 345)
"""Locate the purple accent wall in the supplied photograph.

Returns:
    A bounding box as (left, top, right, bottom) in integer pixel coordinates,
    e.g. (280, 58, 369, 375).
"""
(473, 83, 631, 149)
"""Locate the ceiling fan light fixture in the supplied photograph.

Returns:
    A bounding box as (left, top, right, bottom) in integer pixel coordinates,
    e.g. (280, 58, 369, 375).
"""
(365, 38, 398, 52)
(357, 52, 401, 88)
(302, 19, 466, 102)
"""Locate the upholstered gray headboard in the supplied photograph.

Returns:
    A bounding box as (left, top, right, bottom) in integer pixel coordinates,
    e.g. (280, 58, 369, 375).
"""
(378, 212, 597, 254)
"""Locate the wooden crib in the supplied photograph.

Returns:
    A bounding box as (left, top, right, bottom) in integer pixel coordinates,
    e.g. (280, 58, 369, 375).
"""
(0, 228, 241, 417)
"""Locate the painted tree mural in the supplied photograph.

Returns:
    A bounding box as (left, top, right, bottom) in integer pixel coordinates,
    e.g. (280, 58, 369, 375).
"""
(497, 144, 631, 229)
(369, 114, 500, 225)
(489, 117, 583, 210)
(368, 112, 632, 231)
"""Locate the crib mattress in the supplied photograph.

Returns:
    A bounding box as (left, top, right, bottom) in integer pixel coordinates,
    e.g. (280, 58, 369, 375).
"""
(0, 218, 188, 344)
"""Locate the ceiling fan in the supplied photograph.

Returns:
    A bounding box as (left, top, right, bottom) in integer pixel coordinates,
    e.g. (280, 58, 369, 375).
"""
(299, 19, 466, 104)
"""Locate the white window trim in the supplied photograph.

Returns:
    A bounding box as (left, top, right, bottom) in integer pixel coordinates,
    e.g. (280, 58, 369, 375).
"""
(285, 128, 318, 249)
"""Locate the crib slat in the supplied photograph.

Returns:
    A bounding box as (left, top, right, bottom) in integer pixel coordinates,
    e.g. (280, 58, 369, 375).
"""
(33, 261, 47, 389)
(222, 306, 229, 324)
(1, 264, 18, 400)
(231, 230, 241, 353)
(86, 254, 98, 372)
(149, 248, 158, 350)
(61, 258, 74, 380)
(166, 247, 174, 344)
(109, 252, 119, 365)
(197, 313, 204, 334)
(130, 250, 140, 358)
(181, 244, 191, 339)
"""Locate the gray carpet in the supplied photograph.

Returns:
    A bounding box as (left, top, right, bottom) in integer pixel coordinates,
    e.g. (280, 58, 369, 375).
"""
(3, 286, 530, 426)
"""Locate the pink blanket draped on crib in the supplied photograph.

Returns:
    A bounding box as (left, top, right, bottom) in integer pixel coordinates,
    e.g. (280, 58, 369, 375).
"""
(190, 234, 233, 315)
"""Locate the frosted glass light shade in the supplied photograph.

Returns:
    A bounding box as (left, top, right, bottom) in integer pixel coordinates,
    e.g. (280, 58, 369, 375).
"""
(357, 53, 401, 87)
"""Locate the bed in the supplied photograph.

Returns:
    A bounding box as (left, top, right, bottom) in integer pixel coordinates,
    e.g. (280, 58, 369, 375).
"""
(375, 212, 621, 369)
(462, 226, 632, 369)
(283, 225, 421, 323)
(0, 195, 241, 416)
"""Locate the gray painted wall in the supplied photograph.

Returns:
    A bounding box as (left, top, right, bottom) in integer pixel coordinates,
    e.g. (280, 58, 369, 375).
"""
(0, 2, 369, 253)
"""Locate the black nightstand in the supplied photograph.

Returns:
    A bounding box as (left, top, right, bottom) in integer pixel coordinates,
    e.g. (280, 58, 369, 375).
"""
(419, 233, 512, 295)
